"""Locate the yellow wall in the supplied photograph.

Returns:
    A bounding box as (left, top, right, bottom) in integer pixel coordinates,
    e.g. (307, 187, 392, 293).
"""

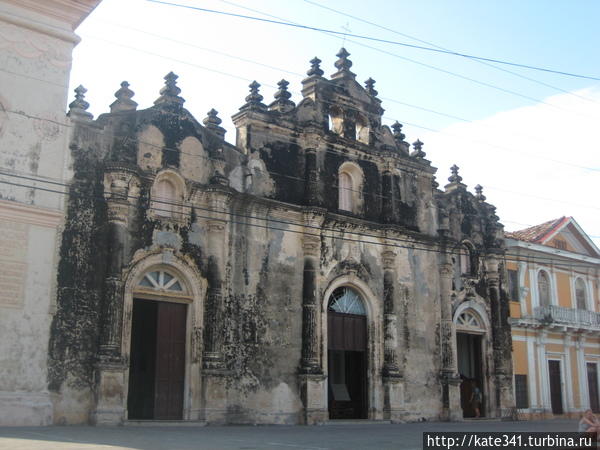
(556, 272, 571, 307)
(512, 340, 528, 374)
(571, 346, 580, 408)
(509, 301, 521, 318)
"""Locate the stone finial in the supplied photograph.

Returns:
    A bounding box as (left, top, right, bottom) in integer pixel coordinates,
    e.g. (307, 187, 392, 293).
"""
(203, 108, 226, 139)
(332, 47, 356, 79)
(269, 79, 296, 113)
(410, 139, 426, 158)
(240, 80, 267, 112)
(307, 57, 324, 77)
(154, 72, 185, 107)
(68, 85, 93, 120)
(110, 81, 138, 113)
(448, 164, 463, 183)
(365, 78, 378, 96)
(475, 184, 486, 202)
(391, 121, 405, 141)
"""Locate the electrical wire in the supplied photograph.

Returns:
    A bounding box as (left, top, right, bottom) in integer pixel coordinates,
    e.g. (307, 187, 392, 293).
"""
(146, 0, 600, 82)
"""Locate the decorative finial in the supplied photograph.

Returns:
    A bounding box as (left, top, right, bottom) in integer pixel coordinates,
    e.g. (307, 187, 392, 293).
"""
(269, 79, 296, 113)
(110, 81, 137, 113)
(240, 80, 267, 112)
(475, 184, 486, 201)
(68, 85, 93, 120)
(203, 108, 226, 139)
(332, 48, 355, 79)
(365, 78, 378, 96)
(154, 72, 185, 107)
(307, 57, 324, 77)
(448, 164, 463, 183)
(391, 121, 405, 141)
(410, 139, 426, 158)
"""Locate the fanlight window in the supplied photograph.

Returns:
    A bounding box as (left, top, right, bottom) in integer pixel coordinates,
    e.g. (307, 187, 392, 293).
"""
(138, 270, 184, 292)
(328, 287, 366, 315)
(456, 311, 483, 331)
(575, 278, 587, 310)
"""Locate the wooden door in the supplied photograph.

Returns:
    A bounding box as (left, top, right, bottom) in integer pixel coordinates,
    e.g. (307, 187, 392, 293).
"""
(154, 302, 187, 420)
(548, 360, 563, 415)
(587, 363, 600, 413)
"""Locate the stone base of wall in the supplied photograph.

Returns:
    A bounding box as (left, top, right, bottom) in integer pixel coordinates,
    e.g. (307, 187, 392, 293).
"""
(0, 391, 53, 426)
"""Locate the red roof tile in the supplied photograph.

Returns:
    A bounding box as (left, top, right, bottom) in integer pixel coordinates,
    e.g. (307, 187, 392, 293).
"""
(505, 217, 567, 243)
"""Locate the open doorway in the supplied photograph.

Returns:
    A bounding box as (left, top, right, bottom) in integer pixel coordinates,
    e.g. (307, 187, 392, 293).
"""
(127, 299, 187, 420)
(327, 287, 368, 420)
(457, 332, 484, 418)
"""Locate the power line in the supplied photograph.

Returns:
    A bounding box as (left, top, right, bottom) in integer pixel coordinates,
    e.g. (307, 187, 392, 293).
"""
(92, 20, 597, 161)
(146, 0, 600, 82)
(211, 0, 600, 123)
(302, 0, 600, 106)
(0, 171, 598, 269)
(72, 35, 600, 173)
(5, 103, 600, 209)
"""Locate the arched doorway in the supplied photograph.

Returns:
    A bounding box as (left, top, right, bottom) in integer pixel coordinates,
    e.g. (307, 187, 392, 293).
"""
(455, 309, 486, 418)
(327, 287, 368, 419)
(127, 269, 190, 420)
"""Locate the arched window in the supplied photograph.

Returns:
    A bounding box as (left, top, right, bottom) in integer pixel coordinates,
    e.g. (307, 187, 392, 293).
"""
(154, 179, 176, 217)
(537, 271, 551, 306)
(355, 115, 369, 143)
(138, 269, 185, 293)
(328, 287, 366, 315)
(459, 245, 471, 276)
(338, 172, 353, 212)
(329, 106, 344, 136)
(575, 278, 587, 310)
(337, 162, 363, 214)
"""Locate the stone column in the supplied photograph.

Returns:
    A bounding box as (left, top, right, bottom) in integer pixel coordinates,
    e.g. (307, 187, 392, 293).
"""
(381, 244, 405, 422)
(486, 254, 514, 417)
(439, 248, 462, 421)
(304, 148, 319, 206)
(299, 208, 327, 424)
(381, 170, 393, 224)
(94, 169, 138, 425)
(201, 188, 230, 423)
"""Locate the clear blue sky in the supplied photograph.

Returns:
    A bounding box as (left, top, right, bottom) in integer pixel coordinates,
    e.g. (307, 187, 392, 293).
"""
(71, 0, 600, 244)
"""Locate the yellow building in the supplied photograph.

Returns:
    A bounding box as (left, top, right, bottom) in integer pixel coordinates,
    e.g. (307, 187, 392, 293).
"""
(506, 217, 600, 419)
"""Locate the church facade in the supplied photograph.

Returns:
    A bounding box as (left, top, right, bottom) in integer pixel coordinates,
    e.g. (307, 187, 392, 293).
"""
(48, 49, 514, 425)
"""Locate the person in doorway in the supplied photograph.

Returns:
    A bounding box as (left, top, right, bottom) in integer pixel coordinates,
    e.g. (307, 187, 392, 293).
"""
(470, 382, 482, 418)
(579, 409, 600, 438)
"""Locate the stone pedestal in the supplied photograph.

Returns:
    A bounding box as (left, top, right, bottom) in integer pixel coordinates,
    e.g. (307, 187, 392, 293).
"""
(92, 361, 126, 425)
(383, 377, 405, 423)
(299, 373, 328, 425)
(440, 371, 463, 421)
(201, 373, 227, 424)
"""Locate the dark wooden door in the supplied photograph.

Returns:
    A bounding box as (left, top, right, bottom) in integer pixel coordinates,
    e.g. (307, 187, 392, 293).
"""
(328, 312, 367, 419)
(154, 302, 187, 420)
(548, 360, 563, 415)
(588, 363, 600, 413)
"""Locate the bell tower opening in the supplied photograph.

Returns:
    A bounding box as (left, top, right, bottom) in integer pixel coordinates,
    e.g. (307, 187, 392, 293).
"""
(327, 287, 367, 420)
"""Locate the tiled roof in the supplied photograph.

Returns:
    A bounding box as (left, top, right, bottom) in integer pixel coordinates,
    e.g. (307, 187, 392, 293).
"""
(504, 217, 568, 243)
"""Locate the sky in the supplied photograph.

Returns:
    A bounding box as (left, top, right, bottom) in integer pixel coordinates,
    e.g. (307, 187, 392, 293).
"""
(70, 0, 600, 247)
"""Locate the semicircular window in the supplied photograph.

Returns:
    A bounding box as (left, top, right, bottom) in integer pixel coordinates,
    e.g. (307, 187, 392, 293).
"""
(456, 311, 483, 331)
(328, 287, 366, 315)
(138, 269, 184, 292)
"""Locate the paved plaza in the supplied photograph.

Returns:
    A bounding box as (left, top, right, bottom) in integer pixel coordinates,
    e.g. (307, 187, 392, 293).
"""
(0, 419, 579, 450)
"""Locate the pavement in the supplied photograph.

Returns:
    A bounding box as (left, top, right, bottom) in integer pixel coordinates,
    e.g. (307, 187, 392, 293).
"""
(0, 419, 580, 450)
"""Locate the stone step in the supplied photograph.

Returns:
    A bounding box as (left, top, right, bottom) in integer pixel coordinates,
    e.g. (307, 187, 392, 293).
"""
(326, 419, 392, 425)
(125, 420, 206, 427)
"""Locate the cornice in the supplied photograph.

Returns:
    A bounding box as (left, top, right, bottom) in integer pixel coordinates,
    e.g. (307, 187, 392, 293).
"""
(0, 199, 64, 228)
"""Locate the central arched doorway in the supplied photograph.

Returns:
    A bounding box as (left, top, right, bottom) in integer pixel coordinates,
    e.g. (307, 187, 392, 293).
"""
(327, 287, 368, 419)
(127, 269, 189, 420)
(455, 309, 486, 418)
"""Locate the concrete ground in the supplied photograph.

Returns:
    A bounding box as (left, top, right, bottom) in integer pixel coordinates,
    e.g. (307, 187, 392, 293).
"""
(0, 419, 579, 450)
